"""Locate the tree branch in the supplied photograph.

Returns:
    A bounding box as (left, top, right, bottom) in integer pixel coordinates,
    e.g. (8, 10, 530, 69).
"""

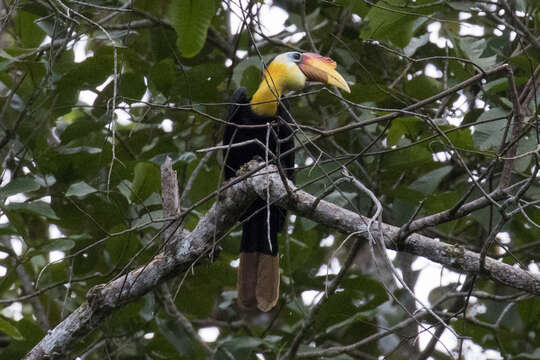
(23, 163, 259, 360)
(24, 162, 540, 359)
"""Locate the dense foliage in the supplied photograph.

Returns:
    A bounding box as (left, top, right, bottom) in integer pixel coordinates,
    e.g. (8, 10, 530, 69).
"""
(0, 0, 539, 359)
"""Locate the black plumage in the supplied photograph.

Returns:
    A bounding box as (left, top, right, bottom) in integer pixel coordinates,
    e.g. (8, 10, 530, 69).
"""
(223, 87, 295, 310)
(223, 87, 295, 255)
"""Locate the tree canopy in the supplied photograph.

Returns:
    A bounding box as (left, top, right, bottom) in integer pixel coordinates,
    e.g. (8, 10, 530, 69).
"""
(0, 0, 539, 359)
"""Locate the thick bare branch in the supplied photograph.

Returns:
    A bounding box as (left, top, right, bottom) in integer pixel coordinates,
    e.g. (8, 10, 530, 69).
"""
(265, 175, 539, 295)
(23, 164, 259, 360)
(23, 162, 540, 359)
(160, 156, 182, 250)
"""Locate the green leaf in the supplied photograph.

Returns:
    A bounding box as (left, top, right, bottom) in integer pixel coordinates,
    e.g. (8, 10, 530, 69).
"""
(4, 201, 59, 220)
(59, 115, 104, 144)
(316, 291, 357, 329)
(23, 61, 46, 87)
(473, 108, 509, 151)
(448, 1, 476, 10)
(175, 259, 235, 318)
(0, 224, 17, 236)
(150, 152, 196, 166)
(515, 348, 540, 359)
(58, 52, 113, 90)
(223, 336, 263, 350)
(0, 316, 23, 340)
(517, 296, 540, 329)
(343, 274, 389, 311)
(0, 177, 40, 198)
(40, 238, 76, 253)
(240, 65, 261, 96)
(288, 225, 326, 274)
(219, 336, 263, 359)
(360, 0, 417, 48)
(404, 33, 430, 57)
(14, 11, 45, 48)
(336, 0, 370, 17)
(428, 284, 457, 306)
(149, 58, 176, 96)
(382, 145, 433, 172)
(392, 186, 426, 203)
(387, 117, 426, 146)
(459, 37, 497, 70)
(173, 63, 226, 102)
(119, 72, 146, 102)
(424, 191, 460, 213)
(57, 146, 102, 155)
(168, 0, 216, 58)
(514, 133, 537, 172)
(299, 217, 317, 231)
(232, 54, 275, 88)
(404, 75, 443, 100)
(117, 180, 133, 203)
(409, 166, 452, 194)
(345, 83, 389, 104)
(484, 78, 508, 94)
(65, 182, 98, 198)
(447, 127, 473, 149)
(131, 162, 161, 203)
(324, 190, 357, 208)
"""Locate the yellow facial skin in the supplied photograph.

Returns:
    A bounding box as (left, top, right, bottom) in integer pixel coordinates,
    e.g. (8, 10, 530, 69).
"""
(250, 55, 306, 116)
(250, 52, 350, 116)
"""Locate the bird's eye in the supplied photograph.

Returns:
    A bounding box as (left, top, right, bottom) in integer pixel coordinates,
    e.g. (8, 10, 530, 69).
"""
(292, 52, 302, 61)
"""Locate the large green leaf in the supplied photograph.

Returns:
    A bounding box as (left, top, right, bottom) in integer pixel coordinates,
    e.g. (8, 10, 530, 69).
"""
(240, 65, 261, 96)
(4, 201, 59, 220)
(57, 52, 113, 90)
(345, 83, 389, 104)
(232, 54, 276, 89)
(0, 177, 40, 199)
(381, 145, 434, 172)
(156, 317, 203, 357)
(515, 349, 540, 359)
(168, 0, 216, 58)
(149, 58, 176, 96)
(459, 37, 497, 70)
(174, 259, 235, 318)
(0, 317, 23, 341)
(336, 0, 370, 17)
(218, 337, 264, 360)
(131, 162, 161, 203)
(359, 0, 422, 48)
(473, 107, 509, 151)
(409, 166, 452, 194)
(404, 75, 443, 100)
(118, 72, 147, 102)
(387, 117, 427, 146)
(14, 11, 45, 48)
(514, 131, 537, 172)
(65, 181, 98, 198)
(172, 63, 226, 102)
(39, 238, 76, 253)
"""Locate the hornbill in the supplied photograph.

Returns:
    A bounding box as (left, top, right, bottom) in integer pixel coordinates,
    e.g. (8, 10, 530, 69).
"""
(223, 52, 350, 312)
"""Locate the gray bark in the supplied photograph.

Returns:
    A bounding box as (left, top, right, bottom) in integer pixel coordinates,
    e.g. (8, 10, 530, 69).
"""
(24, 161, 540, 359)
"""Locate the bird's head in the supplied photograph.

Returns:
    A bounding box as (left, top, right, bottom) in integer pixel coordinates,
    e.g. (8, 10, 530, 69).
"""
(251, 51, 350, 116)
(263, 51, 350, 93)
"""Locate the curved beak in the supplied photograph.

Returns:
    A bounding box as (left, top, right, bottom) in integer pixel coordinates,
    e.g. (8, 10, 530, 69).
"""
(298, 52, 350, 93)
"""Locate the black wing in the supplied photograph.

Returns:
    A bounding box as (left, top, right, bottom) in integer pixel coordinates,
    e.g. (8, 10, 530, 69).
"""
(223, 87, 249, 179)
(275, 100, 295, 182)
(223, 88, 295, 182)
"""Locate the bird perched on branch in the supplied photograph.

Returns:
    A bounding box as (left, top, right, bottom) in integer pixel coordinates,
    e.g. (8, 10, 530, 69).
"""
(223, 51, 350, 312)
